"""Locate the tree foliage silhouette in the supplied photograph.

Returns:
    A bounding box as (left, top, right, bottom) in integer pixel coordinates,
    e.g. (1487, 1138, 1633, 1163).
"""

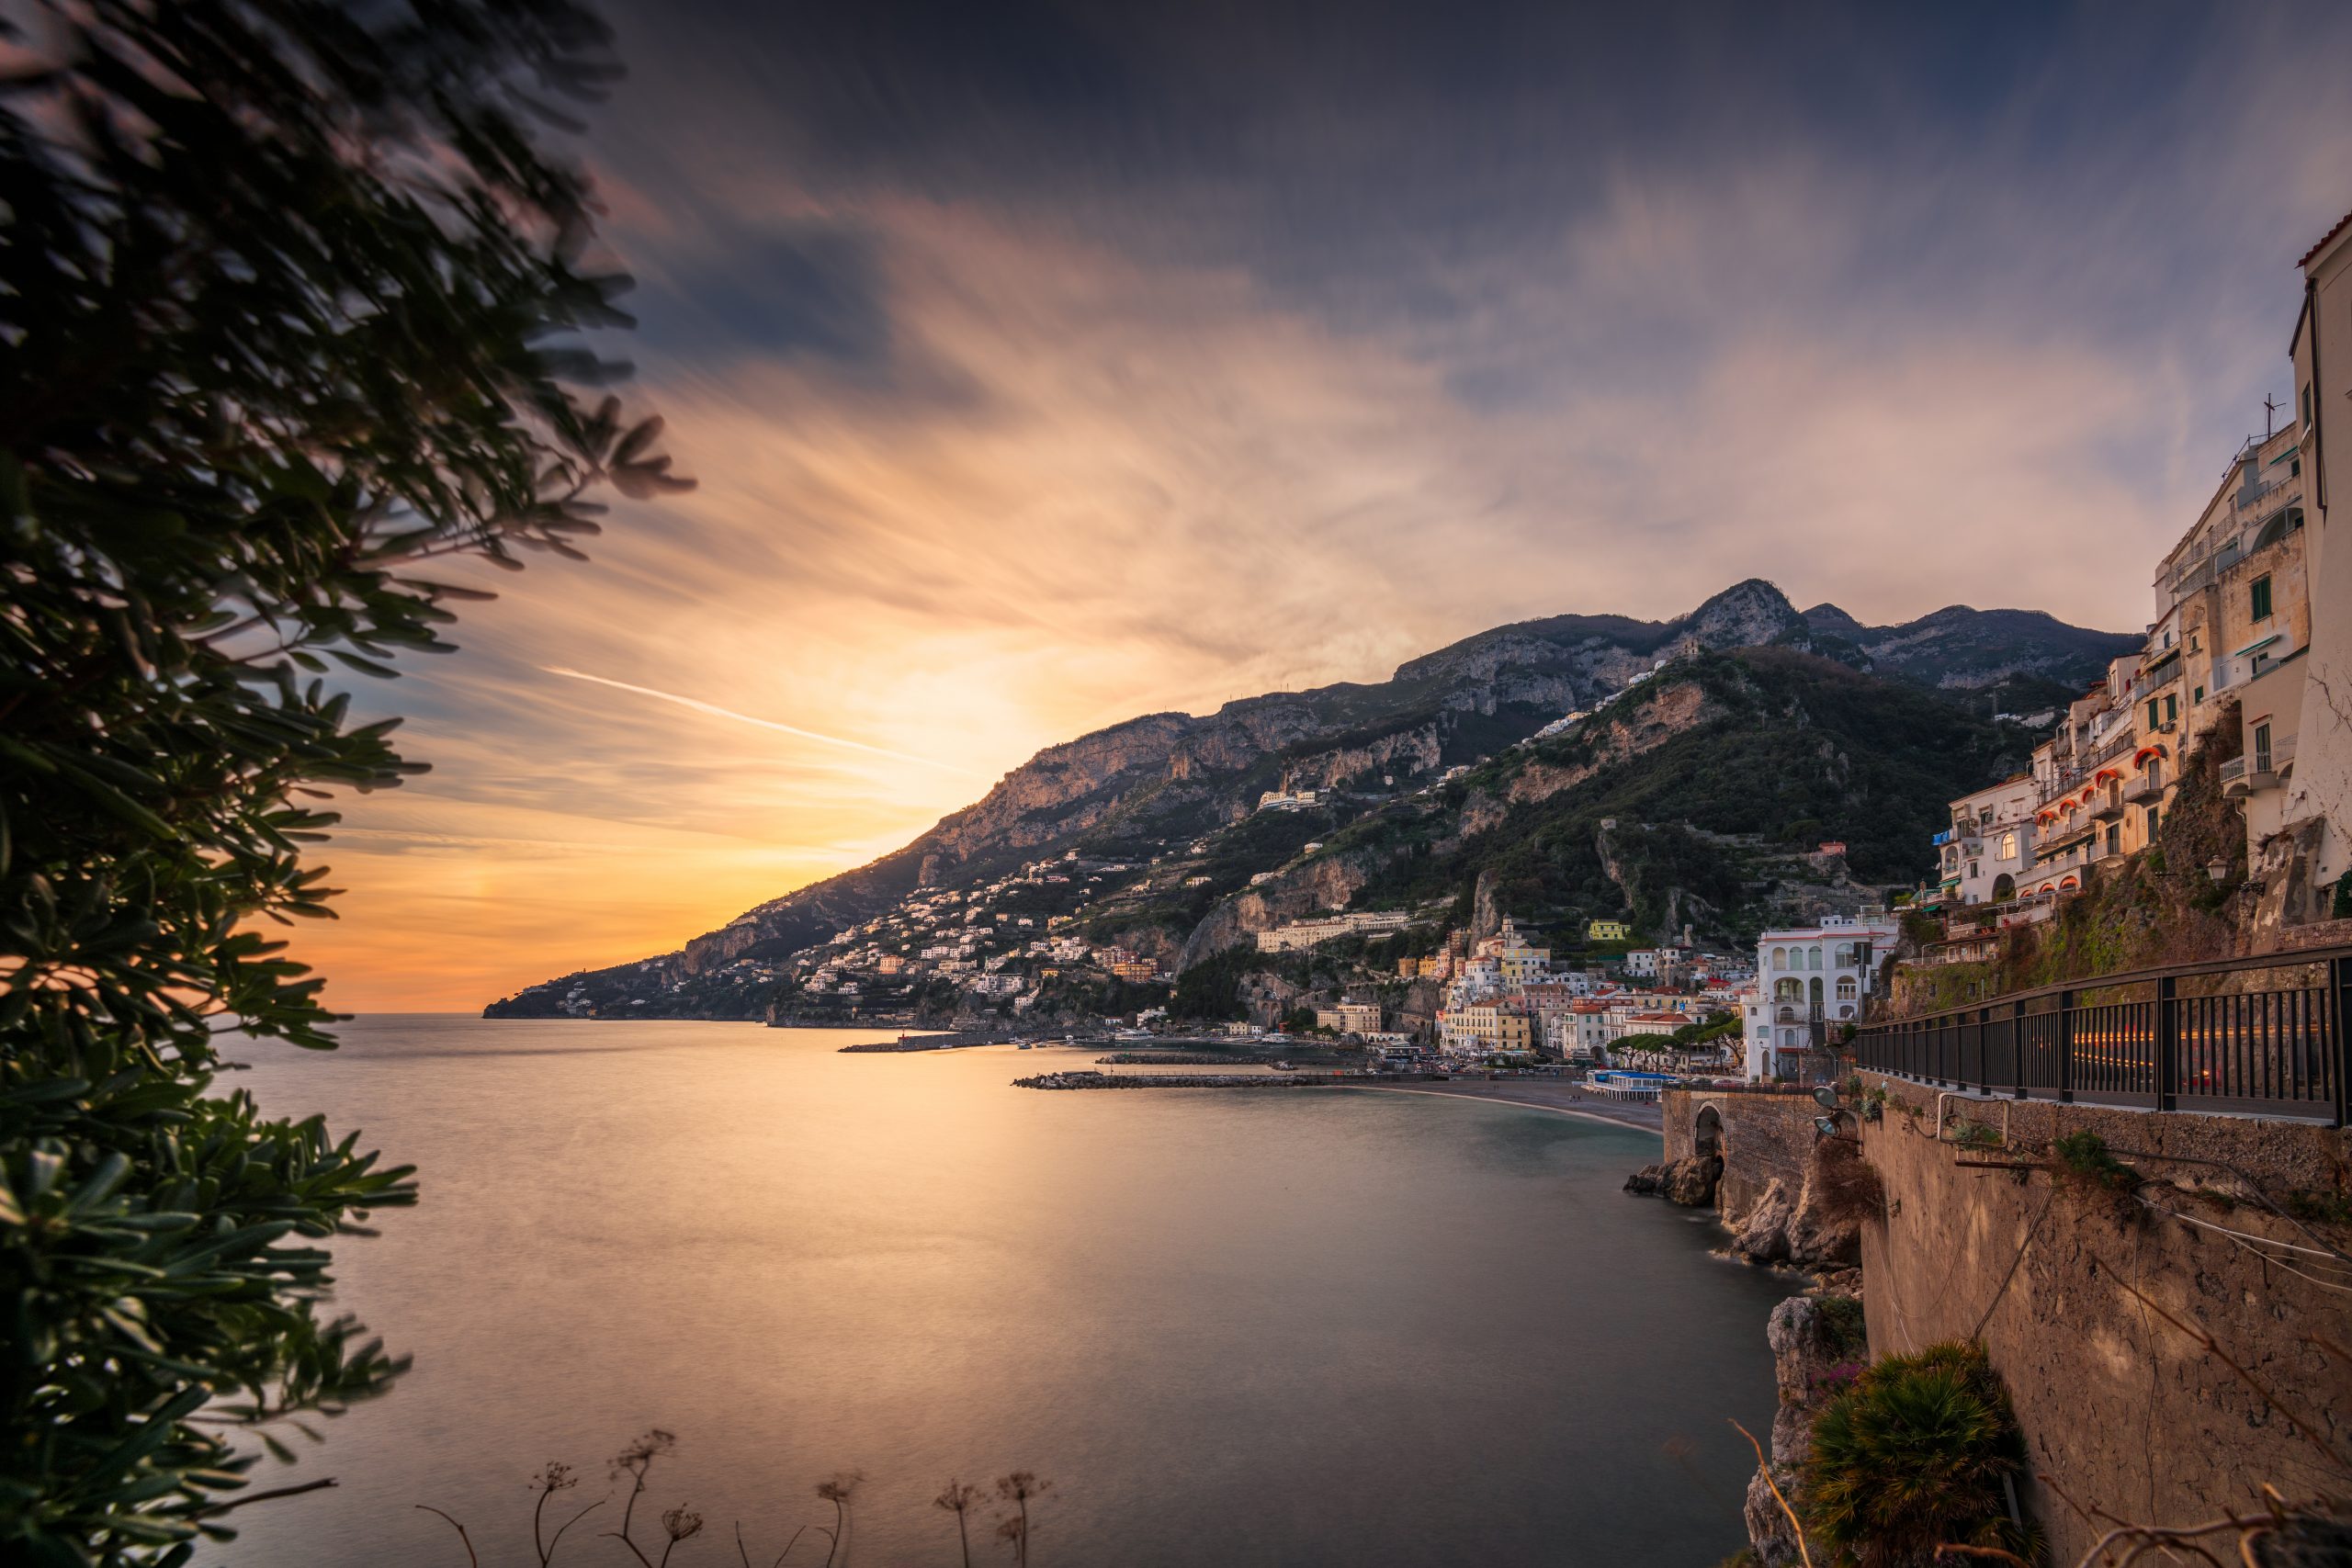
(0, 1, 682, 1561)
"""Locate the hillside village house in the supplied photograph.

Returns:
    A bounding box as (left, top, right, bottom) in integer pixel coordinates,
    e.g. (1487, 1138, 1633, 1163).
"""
(2003, 412, 2317, 902)
(1938, 775, 2039, 904)
(1742, 913, 1900, 1080)
(1586, 919, 1631, 942)
(1317, 1002, 1383, 1037)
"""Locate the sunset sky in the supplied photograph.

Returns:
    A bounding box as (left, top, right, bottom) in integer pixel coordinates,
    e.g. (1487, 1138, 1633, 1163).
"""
(304, 0, 2352, 1010)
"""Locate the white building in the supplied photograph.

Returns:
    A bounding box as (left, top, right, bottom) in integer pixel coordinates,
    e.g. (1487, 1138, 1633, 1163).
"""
(1254, 909, 1414, 953)
(1936, 775, 2039, 906)
(1744, 913, 1900, 1081)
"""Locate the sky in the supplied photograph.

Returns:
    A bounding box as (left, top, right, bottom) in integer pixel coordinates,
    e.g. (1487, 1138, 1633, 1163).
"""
(300, 0, 2352, 1010)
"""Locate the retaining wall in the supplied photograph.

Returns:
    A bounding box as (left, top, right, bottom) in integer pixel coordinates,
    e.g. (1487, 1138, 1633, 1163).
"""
(1854, 1071, 2351, 1565)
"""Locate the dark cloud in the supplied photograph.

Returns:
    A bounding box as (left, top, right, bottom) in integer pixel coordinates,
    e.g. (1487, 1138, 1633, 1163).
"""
(630, 219, 890, 363)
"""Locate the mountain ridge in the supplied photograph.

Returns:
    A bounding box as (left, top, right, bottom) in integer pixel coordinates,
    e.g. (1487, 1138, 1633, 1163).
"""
(483, 581, 2138, 1019)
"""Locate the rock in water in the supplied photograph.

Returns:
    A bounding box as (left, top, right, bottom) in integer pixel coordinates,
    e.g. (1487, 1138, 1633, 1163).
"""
(1663, 1153, 1722, 1206)
(1732, 1178, 1794, 1264)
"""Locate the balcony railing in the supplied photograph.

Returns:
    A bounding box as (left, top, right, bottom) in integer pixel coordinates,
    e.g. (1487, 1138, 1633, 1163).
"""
(1853, 946, 2352, 1123)
(2222, 733, 2299, 795)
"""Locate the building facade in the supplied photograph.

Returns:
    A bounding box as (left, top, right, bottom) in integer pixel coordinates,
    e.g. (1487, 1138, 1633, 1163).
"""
(1744, 914, 1900, 1080)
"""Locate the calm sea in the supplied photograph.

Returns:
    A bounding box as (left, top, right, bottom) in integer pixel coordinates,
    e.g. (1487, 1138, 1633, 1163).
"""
(210, 1016, 1790, 1567)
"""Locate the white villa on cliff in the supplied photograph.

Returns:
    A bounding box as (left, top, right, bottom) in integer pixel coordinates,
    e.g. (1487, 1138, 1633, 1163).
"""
(1740, 913, 1900, 1080)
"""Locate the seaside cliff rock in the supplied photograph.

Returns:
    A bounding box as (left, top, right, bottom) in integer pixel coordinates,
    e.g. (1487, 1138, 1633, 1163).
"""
(1623, 1155, 1721, 1206)
(1742, 1294, 1851, 1567)
(1729, 1164, 1864, 1269)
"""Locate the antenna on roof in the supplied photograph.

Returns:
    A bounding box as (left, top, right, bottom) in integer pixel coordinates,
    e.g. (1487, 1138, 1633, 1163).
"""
(2264, 393, 2282, 438)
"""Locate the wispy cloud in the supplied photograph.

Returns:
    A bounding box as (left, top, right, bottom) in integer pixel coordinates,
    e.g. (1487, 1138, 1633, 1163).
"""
(538, 665, 988, 777)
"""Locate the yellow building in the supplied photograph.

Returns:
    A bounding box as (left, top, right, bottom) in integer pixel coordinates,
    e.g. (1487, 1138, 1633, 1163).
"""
(1587, 919, 1630, 942)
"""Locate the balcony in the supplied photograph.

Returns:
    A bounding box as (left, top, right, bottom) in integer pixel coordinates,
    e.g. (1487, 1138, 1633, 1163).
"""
(2122, 773, 2162, 805)
(2089, 792, 2127, 822)
(2222, 733, 2297, 796)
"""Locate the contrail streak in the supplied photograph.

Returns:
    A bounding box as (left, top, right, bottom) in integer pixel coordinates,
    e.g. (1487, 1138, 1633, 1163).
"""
(539, 665, 986, 778)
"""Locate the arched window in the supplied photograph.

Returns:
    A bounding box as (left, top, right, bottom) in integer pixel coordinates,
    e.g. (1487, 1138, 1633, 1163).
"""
(1838, 1004, 1853, 1019)
(1992, 873, 2016, 901)
(1836, 976, 1857, 1000)
(1809, 976, 1824, 1008)
(1771, 947, 1787, 970)
(1808, 946, 1823, 970)
(1998, 831, 2017, 861)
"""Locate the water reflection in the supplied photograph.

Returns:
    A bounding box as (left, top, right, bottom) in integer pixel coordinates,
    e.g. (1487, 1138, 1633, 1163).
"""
(215, 1018, 1792, 1567)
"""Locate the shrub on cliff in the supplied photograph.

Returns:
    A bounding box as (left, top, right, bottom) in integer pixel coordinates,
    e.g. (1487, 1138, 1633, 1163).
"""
(0, 3, 681, 1561)
(1803, 1340, 2030, 1566)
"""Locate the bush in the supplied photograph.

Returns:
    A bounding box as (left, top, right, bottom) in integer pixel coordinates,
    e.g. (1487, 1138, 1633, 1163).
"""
(1807, 1138, 1886, 1228)
(2051, 1131, 2137, 1195)
(1804, 1341, 2030, 1566)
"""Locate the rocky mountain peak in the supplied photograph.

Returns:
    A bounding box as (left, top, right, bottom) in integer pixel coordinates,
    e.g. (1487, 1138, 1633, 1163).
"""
(1683, 579, 1804, 649)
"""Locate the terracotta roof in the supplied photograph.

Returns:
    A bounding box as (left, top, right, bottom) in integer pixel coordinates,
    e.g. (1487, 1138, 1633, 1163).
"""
(2298, 208, 2352, 269)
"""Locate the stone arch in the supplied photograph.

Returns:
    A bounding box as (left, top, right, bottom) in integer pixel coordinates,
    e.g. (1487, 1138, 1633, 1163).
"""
(1693, 1102, 1724, 1157)
(1991, 872, 2016, 901)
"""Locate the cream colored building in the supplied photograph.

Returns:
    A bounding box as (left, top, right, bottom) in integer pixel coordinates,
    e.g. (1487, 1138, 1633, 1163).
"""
(2271, 209, 2352, 897)
(1937, 775, 2039, 905)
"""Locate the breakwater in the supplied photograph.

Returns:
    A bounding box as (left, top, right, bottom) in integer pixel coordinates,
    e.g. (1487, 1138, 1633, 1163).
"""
(839, 1030, 1019, 1053)
(1092, 1052, 1253, 1065)
(1017, 1069, 1445, 1089)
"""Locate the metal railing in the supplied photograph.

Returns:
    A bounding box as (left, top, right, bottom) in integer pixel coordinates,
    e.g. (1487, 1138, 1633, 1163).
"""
(1854, 947, 2352, 1123)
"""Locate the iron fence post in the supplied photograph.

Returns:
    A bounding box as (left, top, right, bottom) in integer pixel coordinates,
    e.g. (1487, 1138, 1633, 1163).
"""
(2332, 955, 2350, 1130)
(2057, 988, 2074, 1103)
(2156, 974, 2178, 1113)
(2013, 998, 2027, 1098)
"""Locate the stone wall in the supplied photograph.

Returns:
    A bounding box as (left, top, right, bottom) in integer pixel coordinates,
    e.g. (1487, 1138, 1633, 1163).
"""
(1854, 1072, 2352, 1566)
(1662, 1086, 1820, 1225)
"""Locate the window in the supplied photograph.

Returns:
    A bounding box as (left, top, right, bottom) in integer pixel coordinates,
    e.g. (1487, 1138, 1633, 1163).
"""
(2254, 721, 2272, 773)
(2188, 633, 2199, 653)
(2144, 807, 2159, 838)
(2252, 574, 2273, 621)
(1999, 831, 2017, 860)
(2165, 694, 2177, 724)
(2105, 824, 2120, 855)
(2194, 685, 2204, 704)
(2146, 699, 2160, 729)
(2305, 382, 2315, 431)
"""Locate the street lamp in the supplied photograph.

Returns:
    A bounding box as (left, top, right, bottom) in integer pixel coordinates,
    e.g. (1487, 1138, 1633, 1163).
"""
(2205, 856, 2230, 884)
